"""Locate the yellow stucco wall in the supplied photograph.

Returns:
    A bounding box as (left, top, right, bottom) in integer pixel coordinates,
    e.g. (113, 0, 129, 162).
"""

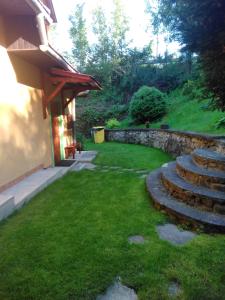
(0, 45, 53, 189)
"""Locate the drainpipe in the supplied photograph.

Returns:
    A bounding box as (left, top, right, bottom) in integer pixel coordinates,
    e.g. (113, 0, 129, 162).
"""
(36, 13, 75, 72)
(36, 13, 48, 45)
(25, 0, 53, 24)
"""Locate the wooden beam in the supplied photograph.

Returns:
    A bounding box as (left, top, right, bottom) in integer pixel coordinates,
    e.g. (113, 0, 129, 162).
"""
(41, 73, 48, 119)
(46, 81, 66, 104)
(64, 92, 76, 109)
(61, 89, 65, 115)
(50, 76, 91, 84)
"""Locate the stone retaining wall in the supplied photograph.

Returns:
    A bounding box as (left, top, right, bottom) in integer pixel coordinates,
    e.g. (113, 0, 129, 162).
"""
(105, 129, 225, 157)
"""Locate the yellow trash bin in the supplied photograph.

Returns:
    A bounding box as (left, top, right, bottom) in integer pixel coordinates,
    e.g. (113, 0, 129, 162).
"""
(92, 126, 105, 144)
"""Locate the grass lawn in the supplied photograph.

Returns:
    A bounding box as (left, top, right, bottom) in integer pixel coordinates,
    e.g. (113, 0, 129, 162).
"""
(151, 93, 225, 135)
(0, 142, 225, 300)
(119, 89, 225, 135)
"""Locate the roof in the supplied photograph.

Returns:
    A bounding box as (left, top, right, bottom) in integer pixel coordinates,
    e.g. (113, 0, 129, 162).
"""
(50, 68, 102, 93)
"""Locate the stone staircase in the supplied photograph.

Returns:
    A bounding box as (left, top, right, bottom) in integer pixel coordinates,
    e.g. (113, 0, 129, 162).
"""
(146, 148, 225, 232)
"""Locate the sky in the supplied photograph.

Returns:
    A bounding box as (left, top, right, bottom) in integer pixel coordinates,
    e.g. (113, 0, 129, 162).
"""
(52, 0, 180, 57)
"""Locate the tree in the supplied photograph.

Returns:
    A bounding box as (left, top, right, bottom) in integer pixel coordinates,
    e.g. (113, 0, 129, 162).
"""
(111, 0, 129, 58)
(69, 3, 89, 71)
(85, 0, 130, 101)
(153, 0, 225, 110)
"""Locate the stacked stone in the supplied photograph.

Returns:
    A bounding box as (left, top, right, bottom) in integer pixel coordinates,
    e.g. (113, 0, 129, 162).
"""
(147, 148, 225, 233)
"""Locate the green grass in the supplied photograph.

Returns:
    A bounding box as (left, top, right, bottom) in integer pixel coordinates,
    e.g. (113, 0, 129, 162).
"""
(151, 90, 225, 135)
(119, 89, 225, 134)
(0, 142, 225, 300)
(86, 141, 172, 169)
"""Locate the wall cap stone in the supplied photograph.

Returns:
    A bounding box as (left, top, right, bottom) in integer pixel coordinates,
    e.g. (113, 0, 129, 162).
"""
(105, 128, 225, 141)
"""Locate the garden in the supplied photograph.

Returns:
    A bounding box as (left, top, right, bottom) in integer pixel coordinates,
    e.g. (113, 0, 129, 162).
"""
(0, 142, 224, 300)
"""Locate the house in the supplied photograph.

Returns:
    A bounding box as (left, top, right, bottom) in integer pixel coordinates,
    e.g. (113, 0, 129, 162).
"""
(0, 0, 101, 192)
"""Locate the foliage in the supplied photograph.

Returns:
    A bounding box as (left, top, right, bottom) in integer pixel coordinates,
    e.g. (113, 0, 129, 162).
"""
(105, 118, 121, 129)
(85, 0, 130, 92)
(103, 104, 128, 120)
(69, 1, 196, 109)
(78, 108, 105, 136)
(76, 132, 85, 144)
(69, 3, 89, 71)
(153, 0, 225, 110)
(182, 80, 204, 100)
(215, 117, 225, 129)
(129, 86, 167, 124)
(151, 88, 225, 134)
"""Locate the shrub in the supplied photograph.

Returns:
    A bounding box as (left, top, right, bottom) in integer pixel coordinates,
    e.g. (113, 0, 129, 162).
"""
(215, 117, 225, 129)
(76, 132, 85, 144)
(129, 86, 167, 124)
(104, 104, 128, 120)
(182, 80, 210, 101)
(78, 108, 105, 136)
(105, 118, 121, 129)
(76, 132, 85, 151)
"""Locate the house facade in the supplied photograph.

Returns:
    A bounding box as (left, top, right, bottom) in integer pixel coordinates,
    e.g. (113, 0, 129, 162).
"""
(0, 0, 101, 191)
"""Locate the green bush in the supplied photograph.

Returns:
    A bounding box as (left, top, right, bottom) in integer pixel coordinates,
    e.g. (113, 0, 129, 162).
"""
(182, 80, 209, 101)
(76, 132, 85, 144)
(104, 104, 128, 120)
(215, 116, 225, 129)
(129, 86, 167, 124)
(79, 108, 105, 136)
(105, 118, 121, 129)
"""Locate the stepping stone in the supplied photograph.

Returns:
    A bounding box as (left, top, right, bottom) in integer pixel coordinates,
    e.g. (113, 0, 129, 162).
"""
(71, 162, 85, 171)
(71, 162, 96, 171)
(128, 235, 145, 244)
(168, 281, 182, 297)
(75, 151, 98, 162)
(156, 224, 196, 246)
(97, 279, 138, 300)
(83, 163, 97, 170)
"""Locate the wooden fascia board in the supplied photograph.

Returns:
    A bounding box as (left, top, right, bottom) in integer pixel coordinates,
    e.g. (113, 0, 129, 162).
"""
(50, 76, 91, 84)
(51, 68, 102, 89)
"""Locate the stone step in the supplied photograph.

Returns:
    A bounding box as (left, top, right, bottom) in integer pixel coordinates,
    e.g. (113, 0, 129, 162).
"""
(161, 162, 225, 214)
(146, 169, 225, 233)
(0, 194, 15, 221)
(193, 148, 225, 171)
(176, 155, 225, 191)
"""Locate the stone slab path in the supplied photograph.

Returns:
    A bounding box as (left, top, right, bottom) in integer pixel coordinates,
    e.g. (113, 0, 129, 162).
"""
(97, 279, 138, 300)
(75, 151, 98, 162)
(128, 235, 146, 245)
(156, 223, 196, 246)
(71, 162, 97, 172)
(71, 157, 150, 179)
(95, 165, 150, 178)
(0, 165, 75, 221)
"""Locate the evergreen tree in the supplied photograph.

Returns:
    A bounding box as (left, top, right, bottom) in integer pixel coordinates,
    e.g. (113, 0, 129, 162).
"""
(153, 0, 225, 110)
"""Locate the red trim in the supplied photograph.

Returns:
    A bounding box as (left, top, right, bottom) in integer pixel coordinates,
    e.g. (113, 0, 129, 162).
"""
(50, 76, 91, 84)
(50, 68, 102, 89)
(46, 81, 65, 104)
